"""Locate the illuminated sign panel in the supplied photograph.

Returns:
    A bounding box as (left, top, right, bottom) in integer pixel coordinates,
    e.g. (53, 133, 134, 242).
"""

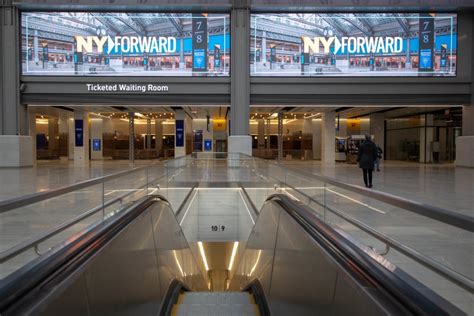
(21, 12, 229, 76)
(251, 13, 457, 77)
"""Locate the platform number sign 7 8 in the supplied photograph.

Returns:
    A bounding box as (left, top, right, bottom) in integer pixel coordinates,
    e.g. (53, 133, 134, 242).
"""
(422, 21, 431, 44)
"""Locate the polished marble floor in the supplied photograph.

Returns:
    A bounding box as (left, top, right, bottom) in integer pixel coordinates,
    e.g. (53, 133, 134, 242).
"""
(281, 160, 474, 215)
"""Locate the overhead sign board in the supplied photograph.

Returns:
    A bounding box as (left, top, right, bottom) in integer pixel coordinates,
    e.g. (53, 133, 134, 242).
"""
(251, 13, 457, 77)
(85, 83, 169, 93)
(22, 12, 229, 76)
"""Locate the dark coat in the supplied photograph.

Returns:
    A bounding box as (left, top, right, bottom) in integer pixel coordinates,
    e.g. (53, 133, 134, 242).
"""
(357, 140, 377, 170)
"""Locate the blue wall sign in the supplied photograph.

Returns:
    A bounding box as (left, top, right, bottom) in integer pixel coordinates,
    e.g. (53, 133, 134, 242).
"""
(204, 139, 212, 151)
(92, 139, 101, 151)
(176, 120, 184, 147)
(75, 119, 84, 147)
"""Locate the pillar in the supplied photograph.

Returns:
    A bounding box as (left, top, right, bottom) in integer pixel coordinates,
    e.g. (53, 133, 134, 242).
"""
(419, 114, 434, 163)
(405, 34, 412, 69)
(278, 112, 283, 160)
(90, 118, 103, 160)
(58, 114, 69, 159)
(229, 6, 251, 156)
(257, 119, 265, 149)
(175, 109, 186, 158)
(34, 29, 39, 63)
(370, 113, 385, 159)
(261, 31, 267, 64)
(265, 119, 271, 149)
(146, 118, 152, 149)
(312, 118, 322, 160)
(128, 112, 135, 163)
(68, 117, 74, 160)
(155, 119, 163, 157)
(179, 37, 185, 69)
(456, 106, 474, 167)
(0, 5, 32, 167)
(321, 111, 335, 165)
(73, 111, 89, 163)
(48, 117, 59, 157)
(28, 110, 36, 164)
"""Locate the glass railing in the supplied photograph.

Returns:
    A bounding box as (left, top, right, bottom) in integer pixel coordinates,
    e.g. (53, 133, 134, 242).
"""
(235, 153, 473, 314)
(0, 160, 193, 279)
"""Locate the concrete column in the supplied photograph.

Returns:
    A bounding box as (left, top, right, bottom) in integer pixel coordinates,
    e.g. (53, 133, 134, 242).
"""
(229, 7, 251, 156)
(146, 118, 152, 149)
(34, 29, 39, 63)
(265, 119, 271, 149)
(405, 35, 412, 69)
(321, 111, 335, 165)
(261, 31, 267, 64)
(0, 5, 32, 166)
(175, 109, 186, 158)
(278, 112, 283, 160)
(370, 113, 385, 159)
(28, 110, 37, 163)
(456, 106, 474, 167)
(90, 118, 103, 160)
(312, 118, 322, 160)
(155, 119, 163, 156)
(68, 118, 74, 160)
(73, 111, 89, 164)
(257, 119, 265, 148)
(128, 112, 135, 163)
(48, 117, 59, 157)
(58, 114, 69, 159)
(419, 114, 434, 163)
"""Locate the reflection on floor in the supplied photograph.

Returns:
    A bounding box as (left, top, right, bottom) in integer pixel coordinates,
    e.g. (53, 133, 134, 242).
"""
(281, 160, 473, 215)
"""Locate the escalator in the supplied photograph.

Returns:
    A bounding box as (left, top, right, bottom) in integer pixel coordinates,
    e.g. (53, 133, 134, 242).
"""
(0, 194, 462, 315)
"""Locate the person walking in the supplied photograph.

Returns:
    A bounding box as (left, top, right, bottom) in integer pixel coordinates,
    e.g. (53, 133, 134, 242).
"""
(357, 134, 377, 188)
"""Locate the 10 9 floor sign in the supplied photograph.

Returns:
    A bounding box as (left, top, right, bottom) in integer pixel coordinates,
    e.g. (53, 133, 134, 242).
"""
(86, 83, 169, 93)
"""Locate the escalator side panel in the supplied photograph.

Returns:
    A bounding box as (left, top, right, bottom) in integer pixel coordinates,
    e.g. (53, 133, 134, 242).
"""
(38, 209, 163, 316)
(5, 198, 207, 316)
(83, 210, 163, 316)
(36, 274, 90, 316)
(150, 201, 208, 292)
(268, 210, 338, 315)
(229, 202, 281, 294)
(232, 200, 405, 316)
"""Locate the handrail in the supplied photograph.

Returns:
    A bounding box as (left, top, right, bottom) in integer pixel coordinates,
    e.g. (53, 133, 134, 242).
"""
(0, 195, 167, 313)
(174, 183, 198, 218)
(265, 194, 459, 315)
(284, 182, 474, 293)
(0, 176, 162, 263)
(0, 162, 162, 213)
(241, 153, 474, 232)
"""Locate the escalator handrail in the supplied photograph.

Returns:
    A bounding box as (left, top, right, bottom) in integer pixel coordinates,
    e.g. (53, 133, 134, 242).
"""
(265, 194, 459, 316)
(243, 154, 474, 232)
(0, 195, 168, 314)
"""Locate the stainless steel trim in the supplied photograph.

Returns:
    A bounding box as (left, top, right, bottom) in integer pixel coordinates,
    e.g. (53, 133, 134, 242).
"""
(241, 154, 474, 232)
(0, 170, 197, 265)
(285, 183, 474, 293)
(0, 163, 159, 213)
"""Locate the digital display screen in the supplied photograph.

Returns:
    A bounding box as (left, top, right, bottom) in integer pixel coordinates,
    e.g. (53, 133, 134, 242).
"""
(21, 12, 229, 76)
(250, 13, 456, 77)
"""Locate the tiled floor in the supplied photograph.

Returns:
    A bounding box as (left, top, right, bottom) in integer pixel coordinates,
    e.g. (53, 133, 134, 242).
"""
(281, 160, 474, 215)
(0, 160, 154, 201)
